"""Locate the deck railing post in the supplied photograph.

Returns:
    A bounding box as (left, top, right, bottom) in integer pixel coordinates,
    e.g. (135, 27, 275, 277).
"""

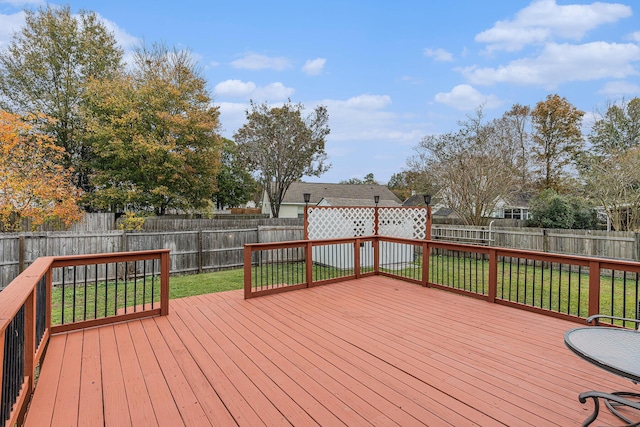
(588, 260, 601, 317)
(373, 237, 380, 274)
(306, 241, 313, 287)
(488, 248, 498, 303)
(354, 238, 361, 278)
(244, 246, 253, 299)
(422, 241, 430, 287)
(160, 250, 170, 316)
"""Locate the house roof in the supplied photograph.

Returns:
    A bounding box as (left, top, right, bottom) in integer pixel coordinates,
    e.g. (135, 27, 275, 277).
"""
(281, 182, 402, 205)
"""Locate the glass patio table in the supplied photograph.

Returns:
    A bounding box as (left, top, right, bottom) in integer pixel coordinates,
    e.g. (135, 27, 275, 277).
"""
(565, 318, 640, 427)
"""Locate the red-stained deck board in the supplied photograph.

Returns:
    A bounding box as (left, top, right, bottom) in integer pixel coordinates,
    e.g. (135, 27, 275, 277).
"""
(23, 333, 67, 426)
(179, 300, 342, 426)
(99, 325, 132, 427)
(50, 330, 83, 426)
(232, 292, 497, 427)
(112, 322, 158, 426)
(172, 300, 320, 426)
(125, 321, 184, 427)
(160, 310, 274, 427)
(26, 276, 637, 426)
(141, 318, 213, 426)
(77, 328, 104, 427)
(272, 280, 576, 425)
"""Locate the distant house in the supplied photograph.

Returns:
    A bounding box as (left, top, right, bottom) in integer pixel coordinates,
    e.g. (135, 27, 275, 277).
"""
(403, 192, 531, 220)
(261, 182, 402, 218)
(490, 193, 532, 220)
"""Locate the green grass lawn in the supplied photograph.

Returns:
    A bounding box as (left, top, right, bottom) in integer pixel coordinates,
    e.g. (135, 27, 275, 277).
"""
(170, 268, 244, 298)
(51, 268, 245, 325)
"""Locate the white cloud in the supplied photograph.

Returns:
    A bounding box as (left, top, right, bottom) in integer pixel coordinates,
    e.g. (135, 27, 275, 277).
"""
(629, 32, 640, 43)
(302, 58, 326, 75)
(423, 48, 454, 62)
(0, 11, 25, 47)
(434, 84, 502, 111)
(342, 94, 391, 110)
(461, 42, 640, 87)
(598, 80, 640, 97)
(252, 82, 295, 100)
(476, 0, 632, 52)
(214, 79, 294, 101)
(317, 95, 425, 146)
(214, 79, 257, 97)
(231, 53, 292, 71)
(0, 0, 44, 6)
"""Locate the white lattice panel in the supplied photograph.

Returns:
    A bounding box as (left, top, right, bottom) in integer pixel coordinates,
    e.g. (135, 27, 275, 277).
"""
(306, 206, 428, 240)
(307, 207, 375, 240)
(378, 207, 428, 240)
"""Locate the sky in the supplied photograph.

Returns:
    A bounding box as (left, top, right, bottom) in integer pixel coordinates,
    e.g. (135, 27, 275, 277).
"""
(1, 0, 639, 185)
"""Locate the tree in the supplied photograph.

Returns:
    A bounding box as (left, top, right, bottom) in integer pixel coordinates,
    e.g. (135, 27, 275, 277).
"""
(0, 5, 123, 192)
(588, 97, 640, 156)
(408, 107, 521, 225)
(530, 94, 584, 192)
(387, 172, 411, 200)
(528, 189, 598, 229)
(234, 100, 330, 217)
(528, 189, 574, 229)
(213, 138, 257, 209)
(580, 98, 640, 230)
(581, 147, 640, 231)
(82, 44, 221, 214)
(502, 104, 532, 192)
(340, 173, 379, 185)
(0, 111, 83, 231)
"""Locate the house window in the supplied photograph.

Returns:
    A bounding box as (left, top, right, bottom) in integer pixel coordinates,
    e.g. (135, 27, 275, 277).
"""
(503, 208, 530, 220)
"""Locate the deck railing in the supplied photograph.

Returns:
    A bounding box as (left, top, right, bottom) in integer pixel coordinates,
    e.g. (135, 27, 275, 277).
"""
(244, 236, 640, 327)
(0, 249, 170, 427)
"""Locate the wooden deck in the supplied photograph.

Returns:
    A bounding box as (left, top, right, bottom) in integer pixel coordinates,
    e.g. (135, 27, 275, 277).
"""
(24, 276, 637, 426)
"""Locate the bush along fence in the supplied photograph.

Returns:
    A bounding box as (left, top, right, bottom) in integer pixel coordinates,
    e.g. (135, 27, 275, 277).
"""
(0, 226, 303, 289)
(245, 236, 640, 328)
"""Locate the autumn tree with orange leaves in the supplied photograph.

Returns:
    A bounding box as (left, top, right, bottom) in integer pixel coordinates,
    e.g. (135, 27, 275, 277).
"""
(0, 111, 83, 231)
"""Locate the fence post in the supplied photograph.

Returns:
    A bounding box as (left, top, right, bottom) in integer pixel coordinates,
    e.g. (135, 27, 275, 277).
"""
(18, 235, 25, 273)
(634, 232, 640, 262)
(198, 230, 203, 274)
(121, 230, 128, 253)
(488, 248, 497, 303)
(542, 229, 549, 253)
(588, 260, 601, 317)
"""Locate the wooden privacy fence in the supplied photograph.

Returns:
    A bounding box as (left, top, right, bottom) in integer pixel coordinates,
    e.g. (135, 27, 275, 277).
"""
(0, 226, 303, 289)
(432, 225, 640, 261)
